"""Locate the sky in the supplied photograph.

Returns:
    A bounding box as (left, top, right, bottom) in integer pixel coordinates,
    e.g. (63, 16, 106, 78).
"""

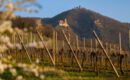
(15, 0, 130, 23)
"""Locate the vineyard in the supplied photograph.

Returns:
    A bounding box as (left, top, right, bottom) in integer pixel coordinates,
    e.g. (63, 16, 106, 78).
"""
(1, 0, 130, 80)
(1, 28, 130, 80)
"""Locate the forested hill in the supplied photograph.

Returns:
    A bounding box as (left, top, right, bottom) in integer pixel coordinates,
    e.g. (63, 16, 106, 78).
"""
(43, 7, 130, 47)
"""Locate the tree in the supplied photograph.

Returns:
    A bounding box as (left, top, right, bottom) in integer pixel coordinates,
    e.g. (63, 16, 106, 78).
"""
(0, 0, 38, 33)
(0, 0, 38, 20)
(0, 0, 38, 52)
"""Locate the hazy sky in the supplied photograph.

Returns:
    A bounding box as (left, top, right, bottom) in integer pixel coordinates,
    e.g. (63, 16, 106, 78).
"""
(15, 0, 130, 22)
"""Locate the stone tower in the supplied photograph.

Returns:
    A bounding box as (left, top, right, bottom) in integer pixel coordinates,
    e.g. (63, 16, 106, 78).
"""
(79, 5, 82, 9)
(59, 18, 69, 27)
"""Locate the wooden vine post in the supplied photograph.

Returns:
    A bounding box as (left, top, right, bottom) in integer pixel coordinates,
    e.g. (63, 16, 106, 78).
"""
(69, 33, 71, 44)
(109, 43, 111, 54)
(13, 33, 17, 58)
(93, 30, 120, 78)
(55, 31, 58, 63)
(76, 35, 79, 60)
(53, 31, 56, 64)
(76, 35, 79, 50)
(83, 37, 86, 50)
(119, 32, 124, 72)
(16, 32, 32, 63)
(106, 42, 108, 53)
(30, 32, 33, 43)
(62, 30, 83, 71)
(114, 44, 116, 53)
(37, 30, 55, 66)
(90, 39, 93, 66)
(119, 32, 122, 54)
(91, 39, 93, 52)
(62, 40, 64, 48)
(129, 30, 130, 49)
(95, 39, 98, 51)
(21, 32, 24, 42)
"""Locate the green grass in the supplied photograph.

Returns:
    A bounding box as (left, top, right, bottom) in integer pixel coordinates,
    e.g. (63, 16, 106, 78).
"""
(13, 58, 130, 80)
(4, 53, 130, 80)
(66, 71, 129, 80)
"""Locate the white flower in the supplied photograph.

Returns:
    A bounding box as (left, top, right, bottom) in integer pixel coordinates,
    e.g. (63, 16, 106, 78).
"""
(36, 59, 40, 64)
(40, 75, 45, 79)
(16, 75, 23, 80)
(7, 42, 14, 49)
(8, 64, 13, 68)
(0, 36, 9, 43)
(26, 42, 37, 48)
(32, 68, 37, 73)
(0, 78, 3, 80)
(0, 21, 12, 33)
(9, 68, 17, 76)
(8, 56, 12, 60)
(0, 45, 8, 52)
(0, 62, 5, 73)
(18, 63, 26, 68)
(31, 68, 39, 77)
(17, 63, 23, 67)
(16, 43, 22, 50)
(5, 3, 13, 9)
(37, 42, 43, 48)
(2, 64, 8, 70)
(34, 71, 39, 77)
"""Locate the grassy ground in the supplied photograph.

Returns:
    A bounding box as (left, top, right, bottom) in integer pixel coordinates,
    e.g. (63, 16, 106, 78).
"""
(3, 52, 130, 80)
(67, 71, 130, 80)
(1, 56, 130, 80)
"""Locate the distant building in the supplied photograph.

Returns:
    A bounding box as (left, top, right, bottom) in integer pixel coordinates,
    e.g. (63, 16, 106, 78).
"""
(59, 18, 69, 27)
(79, 5, 82, 9)
(75, 5, 82, 9)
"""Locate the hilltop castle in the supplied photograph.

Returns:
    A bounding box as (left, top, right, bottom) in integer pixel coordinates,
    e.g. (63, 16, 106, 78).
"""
(72, 5, 82, 9)
(59, 18, 69, 27)
(76, 5, 82, 9)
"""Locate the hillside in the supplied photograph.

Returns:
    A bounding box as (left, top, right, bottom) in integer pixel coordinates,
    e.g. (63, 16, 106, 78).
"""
(43, 7, 130, 48)
(11, 17, 77, 41)
(12, 17, 54, 38)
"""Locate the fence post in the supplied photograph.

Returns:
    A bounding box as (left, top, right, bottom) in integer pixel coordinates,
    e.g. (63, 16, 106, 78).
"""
(76, 35, 79, 50)
(119, 32, 122, 54)
(55, 31, 58, 63)
(53, 31, 56, 64)
(62, 30, 83, 71)
(91, 39, 93, 52)
(37, 30, 55, 66)
(95, 39, 98, 51)
(84, 37, 86, 50)
(93, 30, 120, 78)
(16, 32, 32, 63)
(129, 30, 130, 49)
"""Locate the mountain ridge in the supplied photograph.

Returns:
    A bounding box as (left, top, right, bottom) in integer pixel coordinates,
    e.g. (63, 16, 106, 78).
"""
(42, 8, 130, 48)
